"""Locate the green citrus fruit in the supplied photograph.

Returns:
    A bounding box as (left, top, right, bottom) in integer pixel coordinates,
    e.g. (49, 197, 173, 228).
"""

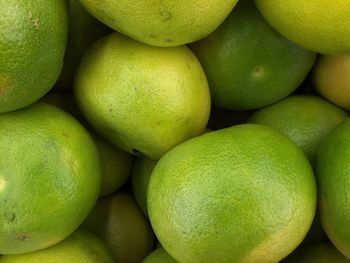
(78, 0, 239, 47)
(0, 103, 100, 254)
(317, 118, 350, 259)
(41, 92, 133, 197)
(132, 158, 157, 217)
(148, 124, 316, 263)
(56, 0, 111, 90)
(190, 0, 316, 110)
(143, 247, 177, 263)
(0, 0, 68, 112)
(313, 54, 350, 110)
(248, 95, 347, 165)
(82, 191, 154, 262)
(0, 230, 114, 263)
(94, 136, 133, 197)
(74, 32, 211, 160)
(283, 241, 349, 263)
(255, 0, 350, 54)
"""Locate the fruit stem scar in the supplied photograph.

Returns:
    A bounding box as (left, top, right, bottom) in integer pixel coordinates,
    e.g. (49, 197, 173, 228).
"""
(252, 66, 264, 77)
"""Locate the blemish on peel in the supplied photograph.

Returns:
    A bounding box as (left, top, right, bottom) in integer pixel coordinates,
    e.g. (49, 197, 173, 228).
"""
(252, 66, 264, 77)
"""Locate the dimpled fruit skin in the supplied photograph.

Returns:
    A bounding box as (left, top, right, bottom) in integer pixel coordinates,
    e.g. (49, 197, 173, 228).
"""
(191, 0, 315, 111)
(132, 158, 157, 217)
(148, 124, 317, 263)
(317, 119, 350, 259)
(0, 0, 68, 112)
(313, 54, 350, 110)
(78, 0, 238, 47)
(83, 192, 154, 263)
(255, 0, 350, 54)
(75, 32, 211, 160)
(0, 230, 114, 263)
(0, 103, 100, 254)
(41, 92, 133, 197)
(249, 95, 347, 165)
(143, 247, 177, 263)
(94, 136, 133, 197)
(56, 0, 111, 90)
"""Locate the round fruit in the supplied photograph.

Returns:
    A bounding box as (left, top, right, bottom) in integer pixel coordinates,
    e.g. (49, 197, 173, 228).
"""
(78, 0, 239, 47)
(313, 54, 350, 110)
(143, 247, 177, 263)
(255, 0, 350, 54)
(0, 103, 100, 254)
(132, 158, 157, 217)
(82, 191, 154, 262)
(41, 92, 133, 197)
(94, 136, 133, 197)
(190, 0, 315, 110)
(0, 230, 114, 263)
(56, 0, 111, 90)
(283, 241, 349, 263)
(148, 124, 316, 263)
(75, 32, 211, 160)
(317, 119, 350, 258)
(248, 95, 347, 165)
(0, 0, 68, 112)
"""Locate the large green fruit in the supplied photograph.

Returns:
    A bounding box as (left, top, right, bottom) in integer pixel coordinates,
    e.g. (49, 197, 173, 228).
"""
(83, 191, 154, 263)
(0, 0, 68, 112)
(0, 230, 114, 263)
(143, 247, 177, 263)
(255, 0, 350, 54)
(75, 32, 210, 160)
(191, 0, 316, 110)
(56, 0, 111, 90)
(132, 158, 157, 217)
(148, 124, 316, 263)
(0, 103, 100, 254)
(317, 118, 350, 259)
(78, 0, 238, 47)
(248, 95, 347, 165)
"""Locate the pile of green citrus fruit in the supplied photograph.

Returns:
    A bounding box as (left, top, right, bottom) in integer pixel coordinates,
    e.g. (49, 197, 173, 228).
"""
(1, 0, 350, 262)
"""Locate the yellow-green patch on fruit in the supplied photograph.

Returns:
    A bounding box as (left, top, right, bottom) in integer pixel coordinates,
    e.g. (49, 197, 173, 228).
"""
(0, 103, 100, 254)
(74, 32, 210, 160)
(148, 124, 316, 263)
